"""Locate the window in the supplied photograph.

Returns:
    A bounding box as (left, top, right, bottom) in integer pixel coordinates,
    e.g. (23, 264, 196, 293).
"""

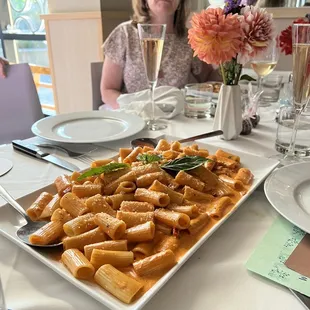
(0, 0, 55, 115)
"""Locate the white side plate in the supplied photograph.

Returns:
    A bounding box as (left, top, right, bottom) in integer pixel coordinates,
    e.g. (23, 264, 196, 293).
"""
(31, 111, 145, 144)
(0, 140, 279, 310)
(265, 162, 310, 234)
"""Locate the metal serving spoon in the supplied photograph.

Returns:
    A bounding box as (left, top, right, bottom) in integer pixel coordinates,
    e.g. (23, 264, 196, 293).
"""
(0, 185, 62, 248)
(131, 130, 223, 149)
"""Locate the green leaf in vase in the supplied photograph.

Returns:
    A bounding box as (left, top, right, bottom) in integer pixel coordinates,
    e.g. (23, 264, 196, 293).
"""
(161, 156, 209, 172)
(136, 153, 162, 164)
(240, 74, 256, 82)
(77, 163, 129, 181)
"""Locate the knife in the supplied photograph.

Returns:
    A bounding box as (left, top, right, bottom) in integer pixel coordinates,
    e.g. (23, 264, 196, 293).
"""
(12, 140, 80, 172)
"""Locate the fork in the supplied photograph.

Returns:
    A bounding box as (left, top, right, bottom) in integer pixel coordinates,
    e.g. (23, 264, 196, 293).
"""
(36, 143, 95, 165)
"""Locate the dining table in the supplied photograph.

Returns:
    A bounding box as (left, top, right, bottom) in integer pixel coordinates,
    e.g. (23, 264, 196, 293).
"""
(0, 101, 306, 310)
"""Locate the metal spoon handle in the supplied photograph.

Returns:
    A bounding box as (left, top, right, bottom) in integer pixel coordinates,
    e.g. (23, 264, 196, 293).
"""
(178, 130, 223, 143)
(0, 185, 29, 221)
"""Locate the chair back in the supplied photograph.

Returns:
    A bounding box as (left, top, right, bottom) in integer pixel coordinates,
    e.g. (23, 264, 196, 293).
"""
(0, 63, 44, 144)
(90, 62, 104, 110)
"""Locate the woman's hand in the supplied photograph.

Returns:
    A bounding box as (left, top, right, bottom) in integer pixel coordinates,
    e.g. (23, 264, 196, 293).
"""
(0, 57, 9, 78)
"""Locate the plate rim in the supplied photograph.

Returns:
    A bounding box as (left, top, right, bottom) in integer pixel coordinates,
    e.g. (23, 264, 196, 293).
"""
(264, 162, 310, 234)
(31, 111, 145, 144)
(0, 139, 280, 310)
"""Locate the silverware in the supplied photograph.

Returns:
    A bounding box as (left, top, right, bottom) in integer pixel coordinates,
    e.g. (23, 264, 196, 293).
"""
(35, 143, 95, 165)
(130, 130, 223, 148)
(12, 140, 79, 172)
(0, 185, 62, 248)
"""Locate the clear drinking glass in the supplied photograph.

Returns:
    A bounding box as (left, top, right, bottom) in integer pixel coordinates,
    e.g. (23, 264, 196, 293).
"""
(281, 24, 310, 164)
(138, 24, 166, 131)
(184, 83, 213, 118)
(261, 75, 283, 103)
(250, 39, 279, 107)
(276, 106, 310, 157)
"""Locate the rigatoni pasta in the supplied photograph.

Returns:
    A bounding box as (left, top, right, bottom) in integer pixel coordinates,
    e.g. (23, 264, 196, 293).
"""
(26, 139, 254, 304)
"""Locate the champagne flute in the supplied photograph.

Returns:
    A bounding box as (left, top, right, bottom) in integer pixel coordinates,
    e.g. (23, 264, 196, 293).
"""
(282, 24, 310, 164)
(138, 24, 166, 131)
(250, 39, 279, 108)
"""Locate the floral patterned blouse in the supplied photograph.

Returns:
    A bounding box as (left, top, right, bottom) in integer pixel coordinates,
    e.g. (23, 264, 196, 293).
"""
(103, 21, 220, 93)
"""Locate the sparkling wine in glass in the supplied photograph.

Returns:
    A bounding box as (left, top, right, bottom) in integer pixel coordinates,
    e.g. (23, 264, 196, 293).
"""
(250, 39, 279, 108)
(283, 24, 310, 164)
(138, 24, 166, 131)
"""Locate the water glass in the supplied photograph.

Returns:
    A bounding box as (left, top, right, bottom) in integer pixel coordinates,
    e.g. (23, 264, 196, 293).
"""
(184, 83, 213, 118)
(260, 75, 283, 103)
(275, 105, 310, 157)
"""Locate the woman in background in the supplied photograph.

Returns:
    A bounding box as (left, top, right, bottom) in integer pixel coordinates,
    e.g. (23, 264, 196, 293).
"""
(101, 0, 220, 109)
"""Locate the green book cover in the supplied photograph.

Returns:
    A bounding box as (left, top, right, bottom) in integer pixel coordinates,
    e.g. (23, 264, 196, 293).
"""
(246, 216, 310, 296)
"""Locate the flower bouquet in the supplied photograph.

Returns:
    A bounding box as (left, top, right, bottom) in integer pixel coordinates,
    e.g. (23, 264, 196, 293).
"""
(188, 1, 275, 140)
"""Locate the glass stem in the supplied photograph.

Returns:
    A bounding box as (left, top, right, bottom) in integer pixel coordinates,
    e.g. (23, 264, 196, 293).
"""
(149, 81, 156, 124)
(286, 108, 302, 158)
(257, 76, 263, 94)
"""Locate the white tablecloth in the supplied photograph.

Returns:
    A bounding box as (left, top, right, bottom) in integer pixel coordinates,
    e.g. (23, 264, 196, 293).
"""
(0, 104, 305, 310)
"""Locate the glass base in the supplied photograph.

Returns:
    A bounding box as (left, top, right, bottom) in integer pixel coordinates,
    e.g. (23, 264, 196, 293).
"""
(147, 120, 167, 131)
(268, 153, 308, 166)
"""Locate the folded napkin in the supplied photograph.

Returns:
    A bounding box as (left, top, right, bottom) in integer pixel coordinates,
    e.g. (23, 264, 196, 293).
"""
(116, 86, 184, 120)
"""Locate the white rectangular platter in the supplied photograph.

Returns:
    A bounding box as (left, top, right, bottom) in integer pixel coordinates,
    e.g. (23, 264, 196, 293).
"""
(0, 139, 279, 310)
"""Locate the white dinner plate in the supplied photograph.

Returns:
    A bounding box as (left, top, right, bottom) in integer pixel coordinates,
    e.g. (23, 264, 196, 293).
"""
(0, 158, 13, 176)
(0, 138, 279, 310)
(31, 111, 145, 144)
(265, 162, 310, 234)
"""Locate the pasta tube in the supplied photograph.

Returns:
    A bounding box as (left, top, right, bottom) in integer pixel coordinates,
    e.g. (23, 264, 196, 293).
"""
(134, 188, 170, 207)
(155, 222, 172, 235)
(175, 170, 205, 192)
(26, 192, 54, 221)
(216, 156, 239, 169)
(208, 197, 233, 220)
(170, 141, 181, 152)
(167, 204, 199, 219)
(100, 167, 130, 185)
(84, 240, 128, 260)
(105, 193, 135, 210)
(123, 147, 143, 164)
(63, 213, 96, 236)
(63, 227, 106, 250)
(103, 171, 136, 195)
(204, 155, 217, 171)
(218, 175, 244, 191)
(136, 172, 168, 188)
(40, 194, 60, 219)
(114, 181, 136, 194)
(133, 250, 176, 276)
(120, 201, 154, 212)
(94, 212, 126, 240)
(91, 158, 113, 168)
(62, 249, 95, 280)
(132, 163, 161, 177)
(94, 264, 143, 304)
(51, 208, 72, 223)
(162, 150, 181, 160)
(149, 180, 183, 204)
(154, 209, 190, 230)
(116, 211, 154, 228)
(235, 168, 253, 185)
(54, 175, 72, 197)
(29, 220, 63, 245)
(188, 213, 210, 235)
(154, 235, 180, 253)
(70, 171, 82, 183)
(119, 148, 133, 161)
(60, 193, 89, 217)
(132, 242, 154, 257)
(91, 249, 133, 269)
(125, 221, 155, 243)
(85, 194, 116, 216)
(183, 186, 213, 202)
(215, 149, 240, 162)
(155, 139, 171, 151)
(72, 184, 102, 198)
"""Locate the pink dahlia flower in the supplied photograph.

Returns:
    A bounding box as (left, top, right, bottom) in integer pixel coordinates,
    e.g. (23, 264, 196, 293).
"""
(188, 8, 243, 65)
(238, 6, 275, 64)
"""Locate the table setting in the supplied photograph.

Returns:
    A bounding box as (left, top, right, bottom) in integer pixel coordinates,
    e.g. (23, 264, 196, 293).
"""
(1, 4, 310, 310)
